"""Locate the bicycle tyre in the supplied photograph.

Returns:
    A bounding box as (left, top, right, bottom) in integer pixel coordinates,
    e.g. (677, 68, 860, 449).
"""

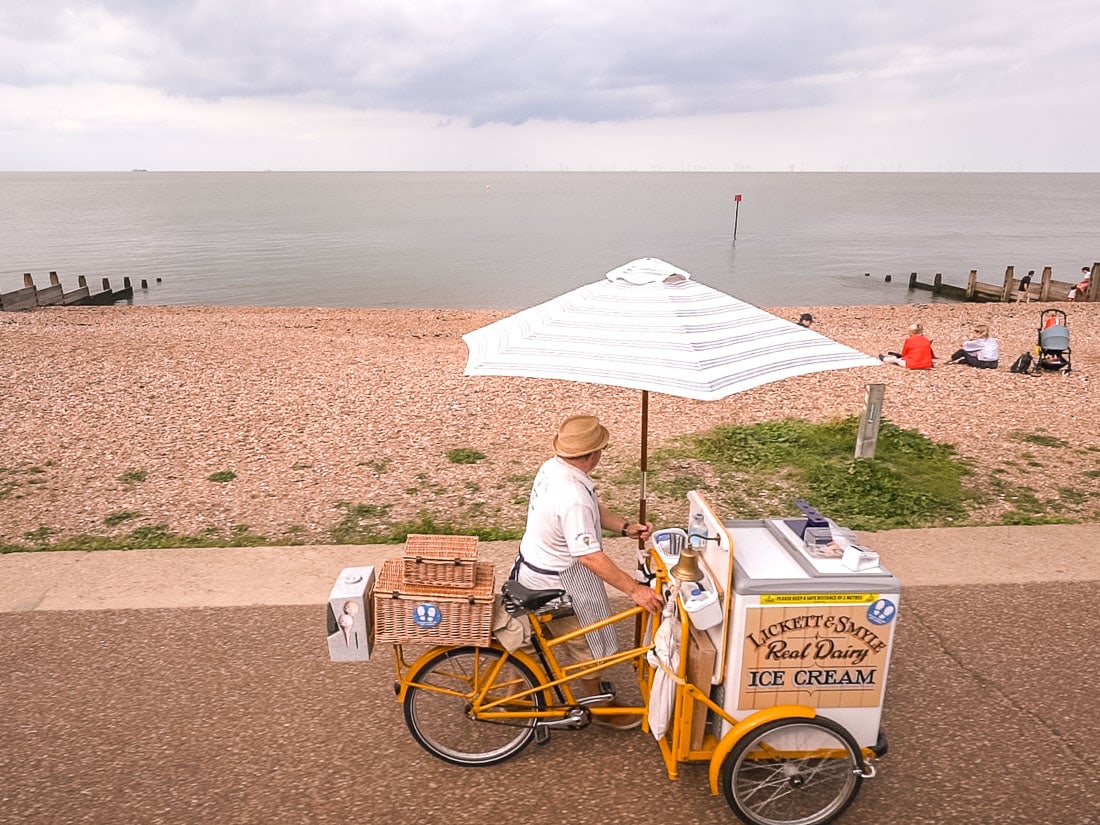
(403, 646, 545, 767)
(720, 716, 864, 825)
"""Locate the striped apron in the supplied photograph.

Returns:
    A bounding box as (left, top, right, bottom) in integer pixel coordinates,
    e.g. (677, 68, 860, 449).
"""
(510, 554, 618, 660)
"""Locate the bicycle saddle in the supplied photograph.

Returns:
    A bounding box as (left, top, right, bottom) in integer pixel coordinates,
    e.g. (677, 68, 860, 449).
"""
(501, 580, 566, 613)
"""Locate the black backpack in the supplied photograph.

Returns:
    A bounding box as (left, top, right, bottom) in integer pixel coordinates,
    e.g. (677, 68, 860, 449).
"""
(1010, 352, 1033, 374)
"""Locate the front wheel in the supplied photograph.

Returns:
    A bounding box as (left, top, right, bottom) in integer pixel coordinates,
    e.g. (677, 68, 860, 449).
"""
(720, 716, 864, 825)
(402, 646, 545, 767)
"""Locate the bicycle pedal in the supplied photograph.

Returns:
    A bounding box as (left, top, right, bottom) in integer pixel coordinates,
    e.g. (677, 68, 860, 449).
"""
(535, 726, 551, 745)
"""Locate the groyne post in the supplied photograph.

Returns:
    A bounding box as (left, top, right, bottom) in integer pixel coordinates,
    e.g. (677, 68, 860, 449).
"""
(932, 273, 942, 294)
(1000, 266, 1015, 302)
(35, 271, 64, 307)
(966, 270, 978, 300)
(1039, 267, 1053, 302)
(62, 274, 91, 305)
(1086, 262, 1100, 302)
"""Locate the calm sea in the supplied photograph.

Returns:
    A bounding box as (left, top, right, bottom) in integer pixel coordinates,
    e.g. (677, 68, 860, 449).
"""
(2, 171, 1097, 309)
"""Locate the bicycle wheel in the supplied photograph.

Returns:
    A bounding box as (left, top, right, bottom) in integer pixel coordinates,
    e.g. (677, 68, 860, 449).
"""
(403, 646, 545, 767)
(720, 716, 864, 825)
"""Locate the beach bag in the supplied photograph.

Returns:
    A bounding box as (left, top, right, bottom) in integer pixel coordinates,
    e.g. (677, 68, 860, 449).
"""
(1009, 352, 1033, 374)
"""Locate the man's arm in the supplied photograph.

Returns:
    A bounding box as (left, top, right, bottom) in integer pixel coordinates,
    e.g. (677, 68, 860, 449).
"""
(597, 502, 653, 541)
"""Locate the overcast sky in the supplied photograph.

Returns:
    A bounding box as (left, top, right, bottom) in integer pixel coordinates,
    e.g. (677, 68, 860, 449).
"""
(2, 1, 1098, 172)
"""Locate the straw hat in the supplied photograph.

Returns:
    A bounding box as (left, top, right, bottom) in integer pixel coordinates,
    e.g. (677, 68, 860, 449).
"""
(553, 415, 610, 458)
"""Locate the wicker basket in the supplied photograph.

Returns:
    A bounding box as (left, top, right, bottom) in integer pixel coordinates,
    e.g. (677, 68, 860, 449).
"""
(374, 557, 496, 646)
(402, 533, 480, 588)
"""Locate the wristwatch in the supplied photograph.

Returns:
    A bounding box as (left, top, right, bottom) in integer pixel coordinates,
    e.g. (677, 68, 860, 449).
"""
(621, 523, 630, 536)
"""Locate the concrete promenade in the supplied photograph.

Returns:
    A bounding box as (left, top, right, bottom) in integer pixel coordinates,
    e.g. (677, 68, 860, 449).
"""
(3, 523, 1098, 612)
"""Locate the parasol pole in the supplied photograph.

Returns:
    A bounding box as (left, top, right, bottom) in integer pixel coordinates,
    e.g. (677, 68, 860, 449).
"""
(634, 389, 650, 646)
(638, 389, 649, 544)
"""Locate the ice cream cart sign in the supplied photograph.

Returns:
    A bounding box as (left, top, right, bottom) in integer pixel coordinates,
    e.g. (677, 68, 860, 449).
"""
(739, 595, 897, 709)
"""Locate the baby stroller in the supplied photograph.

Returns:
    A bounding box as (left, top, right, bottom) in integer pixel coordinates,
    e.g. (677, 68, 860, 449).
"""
(1033, 309, 1071, 374)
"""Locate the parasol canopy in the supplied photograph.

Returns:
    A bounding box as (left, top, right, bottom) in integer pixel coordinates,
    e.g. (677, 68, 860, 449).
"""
(462, 257, 880, 524)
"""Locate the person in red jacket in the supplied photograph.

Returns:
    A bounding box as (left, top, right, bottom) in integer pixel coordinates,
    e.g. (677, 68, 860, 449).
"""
(880, 323, 936, 369)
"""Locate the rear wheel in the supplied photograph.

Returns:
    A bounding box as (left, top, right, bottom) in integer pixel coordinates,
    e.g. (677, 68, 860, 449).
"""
(720, 716, 864, 825)
(403, 646, 545, 767)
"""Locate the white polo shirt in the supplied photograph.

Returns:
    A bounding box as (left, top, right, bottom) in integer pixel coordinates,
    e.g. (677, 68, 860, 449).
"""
(517, 456, 603, 589)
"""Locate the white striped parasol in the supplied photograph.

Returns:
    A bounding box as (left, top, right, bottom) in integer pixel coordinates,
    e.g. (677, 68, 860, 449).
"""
(462, 257, 880, 525)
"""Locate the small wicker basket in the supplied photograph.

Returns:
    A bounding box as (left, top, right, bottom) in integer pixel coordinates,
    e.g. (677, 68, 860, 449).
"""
(402, 533, 480, 588)
(374, 557, 496, 647)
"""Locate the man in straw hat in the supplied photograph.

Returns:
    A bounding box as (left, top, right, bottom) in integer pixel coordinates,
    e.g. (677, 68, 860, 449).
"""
(510, 414, 664, 729)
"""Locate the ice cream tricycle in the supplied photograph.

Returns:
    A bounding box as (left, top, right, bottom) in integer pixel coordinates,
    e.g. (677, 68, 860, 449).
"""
(326, 491, 899, 825)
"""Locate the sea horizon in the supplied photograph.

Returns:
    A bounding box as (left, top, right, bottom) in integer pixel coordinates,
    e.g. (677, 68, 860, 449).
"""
(3, 170, 1097, 310)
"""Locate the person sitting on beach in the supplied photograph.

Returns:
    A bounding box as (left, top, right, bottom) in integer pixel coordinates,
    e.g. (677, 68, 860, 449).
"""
(948, 324, 999, 369)
(797, 313, 814, 328)
(1016, 271, 1033, 303)
(1071, 267, 1090, 302)
(880, 323, 935, 369)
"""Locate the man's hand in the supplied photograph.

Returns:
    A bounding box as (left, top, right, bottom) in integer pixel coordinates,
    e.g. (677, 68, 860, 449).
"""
(624, 520, 654, 542)
(630, 582, 665, 614)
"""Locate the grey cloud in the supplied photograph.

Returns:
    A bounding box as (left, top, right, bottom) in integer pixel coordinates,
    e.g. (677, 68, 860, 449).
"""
(2, 0, 1097, 124)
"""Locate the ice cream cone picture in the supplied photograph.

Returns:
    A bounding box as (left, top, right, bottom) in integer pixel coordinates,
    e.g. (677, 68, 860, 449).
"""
(339, 601, 359, 648)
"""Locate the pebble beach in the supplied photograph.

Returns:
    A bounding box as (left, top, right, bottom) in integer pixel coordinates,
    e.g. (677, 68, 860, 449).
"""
(1, 301, 1097, 547)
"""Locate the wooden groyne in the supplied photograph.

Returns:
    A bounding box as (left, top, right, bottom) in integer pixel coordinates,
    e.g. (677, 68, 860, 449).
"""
(906, 264, 1097, 303)
(0, 272, 141, 311)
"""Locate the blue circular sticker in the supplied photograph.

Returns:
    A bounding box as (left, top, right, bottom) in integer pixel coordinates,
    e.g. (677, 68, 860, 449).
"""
(413, 602, 442, 629)
(866, 598, 897, 626)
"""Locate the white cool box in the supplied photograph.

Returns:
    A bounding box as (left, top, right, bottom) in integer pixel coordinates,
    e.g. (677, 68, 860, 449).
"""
(326, 566, 376, 662)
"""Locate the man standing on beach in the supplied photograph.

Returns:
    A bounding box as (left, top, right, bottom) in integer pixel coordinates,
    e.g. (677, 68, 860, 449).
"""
(510, 414, 663, 729)
(1016, 271, 1033, 302)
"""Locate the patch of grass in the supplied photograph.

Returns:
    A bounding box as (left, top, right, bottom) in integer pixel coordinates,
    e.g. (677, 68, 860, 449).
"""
(358, 458, 391, 473)
(1058, 487, 1088, 505)
(1015, 432, 1069, 449)
(648, 417, 976, 531)
(290, 462, 313, 471)
(207, 470, 237, 483)
(104, 510, 142, 527)
(118, 469, 148, 484)
(0, 464, 56, 500)
(330, 502, 394, 544)
(0, 524, 269, 554)
(3, 417, 1090, 555)
(997, 510, 1075, 526)
(651, 471, 712, 502)
(447, 448, 486, 465)
(324, 501, 523, 545)
(22, 527, 54, 546)
(280, 525, 308, 545)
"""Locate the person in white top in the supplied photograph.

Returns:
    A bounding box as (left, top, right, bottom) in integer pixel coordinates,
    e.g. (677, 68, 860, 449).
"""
(948, 324, 999, 369)
(511, 414, 664, 729)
